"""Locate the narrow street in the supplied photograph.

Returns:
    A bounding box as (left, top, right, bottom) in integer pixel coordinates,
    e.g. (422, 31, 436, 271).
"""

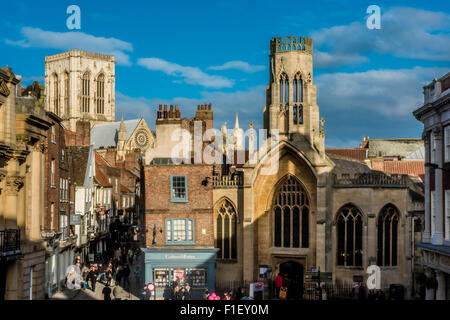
(52, 253, 144, 300)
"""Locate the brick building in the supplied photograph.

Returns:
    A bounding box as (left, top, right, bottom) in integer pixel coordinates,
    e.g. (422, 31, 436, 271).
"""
(142, 105, 217, 299)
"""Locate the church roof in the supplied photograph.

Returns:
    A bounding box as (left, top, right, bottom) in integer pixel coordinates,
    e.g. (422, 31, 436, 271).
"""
(90, 119, 141, 149)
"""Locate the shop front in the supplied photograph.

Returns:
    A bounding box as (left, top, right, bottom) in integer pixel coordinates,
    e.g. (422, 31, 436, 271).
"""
(143, 248, 218, 299)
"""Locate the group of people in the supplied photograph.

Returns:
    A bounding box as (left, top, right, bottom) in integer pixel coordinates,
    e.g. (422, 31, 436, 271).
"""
(74, 244, 142, 300)
(202, 288, 243, 300)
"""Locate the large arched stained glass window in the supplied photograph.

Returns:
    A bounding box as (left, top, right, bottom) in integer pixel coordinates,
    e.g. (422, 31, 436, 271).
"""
(273, 176, 309, 248)
(336, 205, 363, 267)
(377, 204, 399, 266)
(216, 200, 237, 260)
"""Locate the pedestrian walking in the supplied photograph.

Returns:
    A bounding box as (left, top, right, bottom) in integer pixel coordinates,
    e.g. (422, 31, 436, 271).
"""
(88, 267, 97, 292)
(102, 283, 112, 300)
(122, 264, 131, 290)
(275, 273, 283, 298)
(115, 265, 123, 287)
(134, 266, 141, 288)
(128, 249, 134, 265)
(203, 289, 210, 300)
(184, 283, 191, 300)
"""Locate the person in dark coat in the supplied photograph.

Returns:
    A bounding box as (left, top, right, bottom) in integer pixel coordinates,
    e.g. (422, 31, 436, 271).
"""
(102, 283, 112, 300)
(88, 267, 97, 292)
(122, 264, 131, 290)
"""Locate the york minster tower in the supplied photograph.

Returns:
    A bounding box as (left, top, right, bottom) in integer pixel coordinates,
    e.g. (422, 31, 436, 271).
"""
(44, 50, 116, 131)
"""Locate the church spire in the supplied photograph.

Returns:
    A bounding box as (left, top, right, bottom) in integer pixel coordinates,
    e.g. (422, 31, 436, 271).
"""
(234, 112, 240, 129)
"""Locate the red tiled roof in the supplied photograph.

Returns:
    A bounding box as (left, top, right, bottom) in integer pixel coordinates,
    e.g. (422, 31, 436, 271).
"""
(326, 148, 367, 162)
(95, 151, 112, 167)
(95, 166, 112, 187)
(381, 160, 425, 179)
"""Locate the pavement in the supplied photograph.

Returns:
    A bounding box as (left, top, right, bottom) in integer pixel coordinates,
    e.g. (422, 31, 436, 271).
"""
(52, 253, 144, 300)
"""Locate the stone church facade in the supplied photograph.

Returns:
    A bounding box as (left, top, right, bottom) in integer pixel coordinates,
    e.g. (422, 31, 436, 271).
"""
(211, 37, 425, 297)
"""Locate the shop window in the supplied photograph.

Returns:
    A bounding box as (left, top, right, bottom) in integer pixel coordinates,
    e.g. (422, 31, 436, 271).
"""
(153, 268, 170, 288)
(188, 268, 206, 287)
(171, 175, 188, 202)
(166, 218, 194, 244)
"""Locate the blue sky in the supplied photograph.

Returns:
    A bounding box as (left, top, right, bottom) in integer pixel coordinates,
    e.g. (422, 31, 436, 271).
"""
(2, 0, 449, 147)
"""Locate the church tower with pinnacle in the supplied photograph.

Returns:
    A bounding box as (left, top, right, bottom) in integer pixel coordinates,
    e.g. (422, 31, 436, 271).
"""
(263, 36, 325, 153)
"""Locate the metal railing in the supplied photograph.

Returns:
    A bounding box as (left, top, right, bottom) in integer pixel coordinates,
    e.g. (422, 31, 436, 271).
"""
(0, 229, 21, 256)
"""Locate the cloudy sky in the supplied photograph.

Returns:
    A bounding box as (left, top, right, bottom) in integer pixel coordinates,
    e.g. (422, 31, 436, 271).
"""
(2, 0, 449, 147)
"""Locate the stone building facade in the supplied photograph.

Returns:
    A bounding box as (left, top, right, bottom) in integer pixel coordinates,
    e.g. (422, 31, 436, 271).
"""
(0, 67, 51, 300)
(208, 37, 425, 298)
(44, 50, 116, 131)
(135, 37, 426, 299)
(413, 72, 450, 300)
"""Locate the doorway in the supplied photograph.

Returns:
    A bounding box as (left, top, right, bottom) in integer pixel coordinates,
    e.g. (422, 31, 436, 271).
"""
(279, 261, 304, 299)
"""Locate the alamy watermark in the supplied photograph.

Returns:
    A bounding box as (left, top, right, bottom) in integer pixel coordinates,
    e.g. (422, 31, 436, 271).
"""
(366, 5, 381, 30)
(66, 5, 81, 30)
(168, 121, 280, 175)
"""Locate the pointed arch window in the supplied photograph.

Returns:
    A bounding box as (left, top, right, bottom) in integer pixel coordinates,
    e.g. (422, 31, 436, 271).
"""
(279, 73, 289, 107)
(81, 72, 90, 113)
(377, 204, 399, 266)
(96, 74, 105, 114)
(293, 72, 303, 124)
(336, 205, 363, 267)
(53, 74, 59, 115)
(273, 176, 309, 248)
(216, 200, 237, 260)
(64, 72, 70, 116)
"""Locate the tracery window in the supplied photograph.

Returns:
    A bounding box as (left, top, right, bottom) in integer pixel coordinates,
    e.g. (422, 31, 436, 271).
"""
(377, 204, 399, 266)
(273, 176, 309, 248)
(336, 204, 363, 267)
(64, 72, 70, 116)
(81, 72, 90, 113)
(279, 73, 289, 106)
(216, 200, 237, 260)
(293, 72, 303, 124)
(53, 74, 59, 115)
(96, 74, 105, 114)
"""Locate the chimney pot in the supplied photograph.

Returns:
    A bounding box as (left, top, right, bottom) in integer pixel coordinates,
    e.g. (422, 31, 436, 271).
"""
(159, 104, 162, 110)
(164, 105, 167, 111)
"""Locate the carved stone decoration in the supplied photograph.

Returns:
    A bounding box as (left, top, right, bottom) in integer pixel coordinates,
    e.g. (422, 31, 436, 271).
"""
(33, 138, 48, 153)
(16, 134, 30, 150)
(0, 79, 11, 97)
(5, 175, 24, 195)
(307, 72, 312, 83)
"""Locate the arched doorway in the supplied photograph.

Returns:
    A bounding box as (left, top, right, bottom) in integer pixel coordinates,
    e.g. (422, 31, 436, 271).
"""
(279, 261, 304, 299)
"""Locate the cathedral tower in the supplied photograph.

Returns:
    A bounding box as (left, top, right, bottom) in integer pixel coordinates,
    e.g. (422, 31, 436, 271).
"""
(44, 50, 116, 131)
(263, 37, 323, 150)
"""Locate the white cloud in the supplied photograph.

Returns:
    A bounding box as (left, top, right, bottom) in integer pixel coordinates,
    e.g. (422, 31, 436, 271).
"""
(310, 7, 450, 68)
(5, 27, 133, 66)
(116, 85, 265, 130)
(208, 61, 265, 73)
(316, 67, 449, 117)
(137, 57, 234, 89)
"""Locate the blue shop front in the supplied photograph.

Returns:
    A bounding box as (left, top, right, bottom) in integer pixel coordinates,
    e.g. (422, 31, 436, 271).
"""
(143, 247, 218, 299)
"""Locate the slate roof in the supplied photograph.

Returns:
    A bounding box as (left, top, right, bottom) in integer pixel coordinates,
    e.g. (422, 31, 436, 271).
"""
(66, 146, 90, 185)
(404, 145, 425, 160)
(366, 139, 424, 158)
(90, 119, 141, 149)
